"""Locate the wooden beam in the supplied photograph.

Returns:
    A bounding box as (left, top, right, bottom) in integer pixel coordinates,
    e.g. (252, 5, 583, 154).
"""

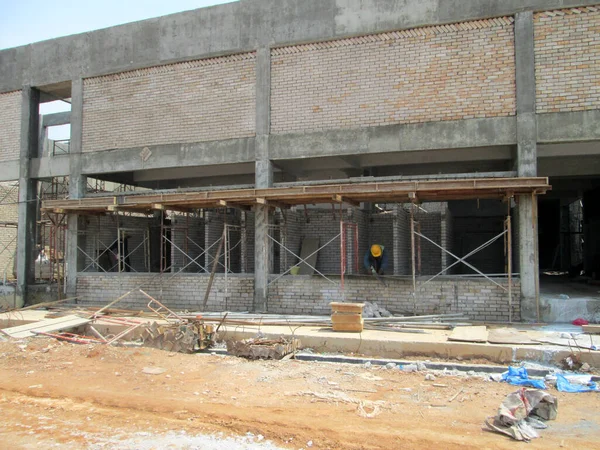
(42, 177, 552, 213)
(254, 198, 289, 210)
(332, 194, 361, 208)
(151, 204, 192, 214)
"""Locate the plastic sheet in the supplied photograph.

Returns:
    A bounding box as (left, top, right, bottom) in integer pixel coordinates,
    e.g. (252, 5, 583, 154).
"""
(502, 367, 547, 389)
(556, 373, 599, 393)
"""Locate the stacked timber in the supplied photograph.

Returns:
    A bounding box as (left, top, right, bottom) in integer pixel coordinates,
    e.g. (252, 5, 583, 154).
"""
(330, 302, 364, 332)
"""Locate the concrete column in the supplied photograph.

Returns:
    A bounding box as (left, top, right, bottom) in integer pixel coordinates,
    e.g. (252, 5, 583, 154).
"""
(66, 79, 87, 294)
(515, 11, 539, 321)
(15, 87, 40, 307)
(254, 46, 273, 312)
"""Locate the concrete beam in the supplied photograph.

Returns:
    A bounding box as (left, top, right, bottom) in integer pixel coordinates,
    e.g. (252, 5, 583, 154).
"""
(270, 117, 516, 160)
(81, 138, 255, 175)
(41, 111, 71, 127)
(30, 155, 71, 179)
(16, 87, 40, 307)
(3, 0, 600, 93)
(538, 110, 600, 143)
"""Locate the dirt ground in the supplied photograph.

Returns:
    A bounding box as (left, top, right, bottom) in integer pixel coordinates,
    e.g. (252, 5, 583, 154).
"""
(1, 338, 600, 449)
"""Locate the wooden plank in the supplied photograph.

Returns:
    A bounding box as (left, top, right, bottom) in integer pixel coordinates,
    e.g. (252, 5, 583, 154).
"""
(330, 302, 364, 313)
(332, 314, 363, 324)
(42, 178, 551, 212)
(582, 325, 600, 334)
(333, 319, 364, 332)
(487, 328, 538, 345)
(0, 315, 91, 339)
(448, 326, 488, 343)
(297, 238, 319, 275)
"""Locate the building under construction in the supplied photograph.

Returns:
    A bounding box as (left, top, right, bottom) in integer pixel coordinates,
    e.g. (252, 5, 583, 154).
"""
(1, 0, 600, 323)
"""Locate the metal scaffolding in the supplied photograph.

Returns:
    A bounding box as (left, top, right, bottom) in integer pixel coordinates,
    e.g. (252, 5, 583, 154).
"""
(409, 200, 517, 322)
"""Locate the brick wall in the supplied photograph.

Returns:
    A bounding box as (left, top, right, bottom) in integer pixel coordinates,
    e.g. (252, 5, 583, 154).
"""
(535, 7, 600, 113)
(171, 214, 205, 273)
(82, 53, 256, 152)
(411, 204, 444, 276)
(76, 273, 253, 311)
(204, 210, 242, 274)
(271, 18, 515, 134)
(75, 272, 519, 321)
(0, 91, 21, 162)
(394, 206, 411, 276)
(441, 203, 454, 273)
(267, 276, 520, 321)
(81, 214, 152, 272)
(0, 182, 18, 278)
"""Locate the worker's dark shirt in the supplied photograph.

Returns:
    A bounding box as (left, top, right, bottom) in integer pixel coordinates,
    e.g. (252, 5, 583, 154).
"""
(363, 248, 389, 274)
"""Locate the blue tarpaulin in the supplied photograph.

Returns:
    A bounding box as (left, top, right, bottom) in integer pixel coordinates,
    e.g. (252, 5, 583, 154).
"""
(502, 367, 547, 389)
(556, 374, 599, 393)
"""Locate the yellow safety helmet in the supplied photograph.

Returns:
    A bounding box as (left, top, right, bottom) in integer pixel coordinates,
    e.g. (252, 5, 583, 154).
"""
(370, 244, 382, 258)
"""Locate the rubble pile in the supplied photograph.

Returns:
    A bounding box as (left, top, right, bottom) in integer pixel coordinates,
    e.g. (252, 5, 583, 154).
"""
(362, 302, 392, 318)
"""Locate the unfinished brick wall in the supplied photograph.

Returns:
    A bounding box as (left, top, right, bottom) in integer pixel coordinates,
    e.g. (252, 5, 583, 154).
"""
(0, 91, 21, 162)
(0, 182, 19, 279)
(82, 53, 256, 152)
(271, 18, 515, 134)
(441, 204, 454, 273)
(171, 214, 205, 273)
(394, 206, 411, 276)
(80, 215, 152, 272)
(204, 210, 242, 274)
(267, 276, 520, 321)
(411, 204, 444, 276)
(76, 273, 253, 311)
(535, 7, 600, 113)
(76, 272, 519, 321)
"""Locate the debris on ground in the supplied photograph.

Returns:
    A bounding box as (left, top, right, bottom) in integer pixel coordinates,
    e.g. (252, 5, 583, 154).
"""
(227, 337, 301, 360)
(484, 388, 558, 441)
(141, 321, 214, 353)
(362, 302, 392, 318)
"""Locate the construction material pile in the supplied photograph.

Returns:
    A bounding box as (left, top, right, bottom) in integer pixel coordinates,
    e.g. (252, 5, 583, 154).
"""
(142, 321, 214, 353)
(362, 302, 392, 318)
(227, 336, 300, 360)
(331, 302, 364, 332)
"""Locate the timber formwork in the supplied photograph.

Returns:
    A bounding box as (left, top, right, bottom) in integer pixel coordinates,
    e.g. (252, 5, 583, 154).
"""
(42, 178, 551, 214)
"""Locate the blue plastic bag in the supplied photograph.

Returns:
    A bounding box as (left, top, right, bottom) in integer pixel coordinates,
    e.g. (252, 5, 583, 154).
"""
(556, 374, 599, 393)
(502, 366, 547, 389)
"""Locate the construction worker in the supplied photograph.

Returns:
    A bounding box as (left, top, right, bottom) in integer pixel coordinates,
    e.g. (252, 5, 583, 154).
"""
(364, 244, 388, 276)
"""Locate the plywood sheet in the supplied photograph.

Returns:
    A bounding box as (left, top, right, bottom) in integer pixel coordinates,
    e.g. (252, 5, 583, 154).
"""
(448, 325, 488, 343)
(487, 328, 539, 345)
(0, 315, 90, 339)
(297, 238, 319, 275)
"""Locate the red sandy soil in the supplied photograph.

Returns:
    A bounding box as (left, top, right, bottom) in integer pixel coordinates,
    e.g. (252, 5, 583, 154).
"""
(0, 338, 599, 449)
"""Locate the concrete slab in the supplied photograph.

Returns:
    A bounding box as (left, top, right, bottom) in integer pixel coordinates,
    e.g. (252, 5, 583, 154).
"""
(3, 310, 600, 367)
(448, 326, 488, 343)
